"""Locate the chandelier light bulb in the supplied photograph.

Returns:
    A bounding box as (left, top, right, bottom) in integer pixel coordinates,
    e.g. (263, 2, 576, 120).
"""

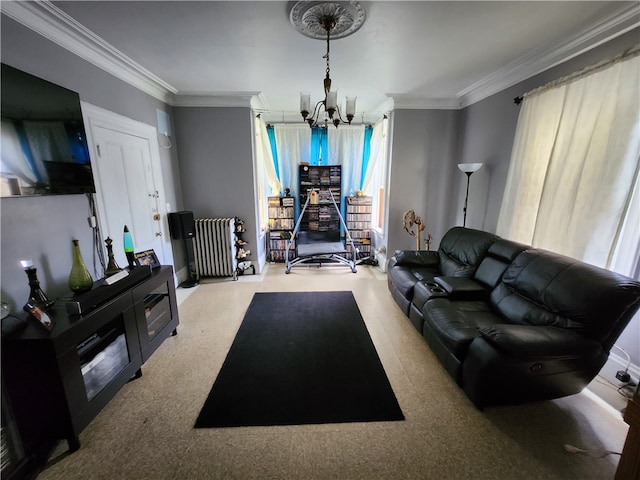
(300, 93, 311, 118)
(326, 91, 338, 112)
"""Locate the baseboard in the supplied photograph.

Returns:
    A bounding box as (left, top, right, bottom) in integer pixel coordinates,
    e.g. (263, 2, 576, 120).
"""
(175, 265, 188, 285)
(376, 252, 387, 273)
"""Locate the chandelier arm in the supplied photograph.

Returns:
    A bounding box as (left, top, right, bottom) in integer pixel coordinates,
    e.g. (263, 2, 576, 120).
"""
(307, 99, 328, 128)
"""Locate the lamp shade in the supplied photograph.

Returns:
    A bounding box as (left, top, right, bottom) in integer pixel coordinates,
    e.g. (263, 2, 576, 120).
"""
(345, 97, 356, 116)
(300, 93, 311, 114)
(326, 91, 338, 111)
(457, 163, 483, 173)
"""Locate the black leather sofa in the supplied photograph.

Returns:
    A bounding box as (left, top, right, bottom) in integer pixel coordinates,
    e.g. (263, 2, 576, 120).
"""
(387, 227, 640, 408)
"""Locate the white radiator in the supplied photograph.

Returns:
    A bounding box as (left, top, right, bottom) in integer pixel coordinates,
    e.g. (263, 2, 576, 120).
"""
(193, 218, 237, 278)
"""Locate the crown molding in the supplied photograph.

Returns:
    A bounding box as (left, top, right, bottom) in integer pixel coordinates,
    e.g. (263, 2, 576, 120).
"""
(172, 92, 262, 108)
(3, 1, 637, 112)
(458, 3, 640, 108)
(1, 0, 177, 103)
(388, 95, 461, 110)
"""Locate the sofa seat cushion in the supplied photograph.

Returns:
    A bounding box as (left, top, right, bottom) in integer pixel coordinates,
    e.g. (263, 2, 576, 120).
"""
(480, 324, 603, 358)
(423, 298, 504, 359)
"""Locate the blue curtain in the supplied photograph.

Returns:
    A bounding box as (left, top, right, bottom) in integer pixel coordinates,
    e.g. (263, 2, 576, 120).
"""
(360, 125, 373, 190)
(310, 127, 328, 165)
(265, 125, 280, 179)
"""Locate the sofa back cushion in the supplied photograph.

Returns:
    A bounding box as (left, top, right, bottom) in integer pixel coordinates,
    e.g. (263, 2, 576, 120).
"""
(490, 249, 640, 347)
(473, 239, 529, 289)
(438, 227, 499, 277)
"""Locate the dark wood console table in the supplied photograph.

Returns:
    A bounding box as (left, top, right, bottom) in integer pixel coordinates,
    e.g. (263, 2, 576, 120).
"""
(1, 265, 179, 453)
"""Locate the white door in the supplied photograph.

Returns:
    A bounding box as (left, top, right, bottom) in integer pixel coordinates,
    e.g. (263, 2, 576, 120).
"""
(91, 125, 165, 269)
(81, 102, 174, 274)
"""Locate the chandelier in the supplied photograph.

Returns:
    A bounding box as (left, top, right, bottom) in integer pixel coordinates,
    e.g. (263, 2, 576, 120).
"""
(290, 1, 366, 128)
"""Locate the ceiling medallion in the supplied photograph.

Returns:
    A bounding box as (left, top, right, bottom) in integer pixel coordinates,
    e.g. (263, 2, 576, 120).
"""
(289, 1, 366, 40)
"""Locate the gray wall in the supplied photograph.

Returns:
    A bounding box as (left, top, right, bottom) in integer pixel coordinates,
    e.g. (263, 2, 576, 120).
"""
(387, 109, 460, 255)
(173, 107, 263, 272)
(0, 17, 183, 314)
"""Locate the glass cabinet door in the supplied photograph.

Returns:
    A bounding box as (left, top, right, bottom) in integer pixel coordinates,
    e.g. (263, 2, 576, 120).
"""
(142, 286, 171, 342)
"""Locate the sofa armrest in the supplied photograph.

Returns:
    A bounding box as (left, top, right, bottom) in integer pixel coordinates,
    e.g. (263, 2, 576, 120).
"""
(393, 250, 439, 267)
(433, 276, 488, 300)
(479, 324, 601, 358)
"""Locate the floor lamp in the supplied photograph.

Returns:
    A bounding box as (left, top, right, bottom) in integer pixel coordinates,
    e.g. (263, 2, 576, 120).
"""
(457, 163, 483, 227)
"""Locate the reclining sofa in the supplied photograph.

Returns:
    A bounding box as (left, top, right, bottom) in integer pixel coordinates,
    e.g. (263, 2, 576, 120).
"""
(387, 227, 640, 408)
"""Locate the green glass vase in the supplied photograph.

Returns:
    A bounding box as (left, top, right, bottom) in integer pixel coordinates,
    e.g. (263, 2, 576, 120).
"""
(68, 239, 93, 293)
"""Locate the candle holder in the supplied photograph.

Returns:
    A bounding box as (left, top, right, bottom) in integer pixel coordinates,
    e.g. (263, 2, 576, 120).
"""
(20, 260, 55, 310)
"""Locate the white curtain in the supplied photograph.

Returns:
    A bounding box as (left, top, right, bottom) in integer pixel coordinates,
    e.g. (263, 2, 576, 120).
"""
(0, 119, 38, 184)
(257, 118, 281, 196)
(497, 49, 640, 276)
(327, 124, 365, 196)
(23, 120, 72, 182)
(254, 117, 281, 230)
(362, 118, 387, 195)
(273, 124, 311, 205)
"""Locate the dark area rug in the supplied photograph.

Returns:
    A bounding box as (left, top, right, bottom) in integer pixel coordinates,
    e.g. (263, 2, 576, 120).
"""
(194, 291, 404, 428)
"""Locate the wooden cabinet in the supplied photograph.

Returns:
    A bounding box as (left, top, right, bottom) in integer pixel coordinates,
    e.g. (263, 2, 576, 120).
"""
(1, 266, 178, 453)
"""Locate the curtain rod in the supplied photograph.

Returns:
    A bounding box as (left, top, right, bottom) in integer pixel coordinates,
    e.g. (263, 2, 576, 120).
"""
(514, 42, 640, 105)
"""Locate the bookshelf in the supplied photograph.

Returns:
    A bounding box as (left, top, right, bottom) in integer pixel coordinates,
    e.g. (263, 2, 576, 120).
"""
(298, 165, 341, 232)
(346, 195, 372, 260)
(268, 196, 295, 262)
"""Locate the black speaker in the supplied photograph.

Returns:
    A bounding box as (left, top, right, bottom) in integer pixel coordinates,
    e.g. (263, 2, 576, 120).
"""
(168, 211, 195, 239)
(168, 211, 198, 288)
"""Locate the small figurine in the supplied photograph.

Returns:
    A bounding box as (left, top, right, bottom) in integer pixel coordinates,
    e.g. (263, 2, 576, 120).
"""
(105, 237, 123, 276)
(284, 187, 291, 197)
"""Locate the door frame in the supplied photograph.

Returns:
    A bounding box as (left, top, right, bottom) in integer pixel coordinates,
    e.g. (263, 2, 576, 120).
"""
(81, 102, 174, 270)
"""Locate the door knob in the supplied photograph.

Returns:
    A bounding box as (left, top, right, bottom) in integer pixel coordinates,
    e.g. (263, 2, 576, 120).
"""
(155, 232, 162, 237)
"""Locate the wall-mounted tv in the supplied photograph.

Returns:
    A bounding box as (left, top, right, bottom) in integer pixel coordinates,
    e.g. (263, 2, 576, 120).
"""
(1, 63, 95, 196)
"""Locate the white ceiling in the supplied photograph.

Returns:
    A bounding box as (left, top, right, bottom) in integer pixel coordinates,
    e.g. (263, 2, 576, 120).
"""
(6, 1, 640, 123)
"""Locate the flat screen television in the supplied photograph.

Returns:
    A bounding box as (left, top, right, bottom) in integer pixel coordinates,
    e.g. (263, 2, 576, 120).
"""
(0, 63, 95, 196)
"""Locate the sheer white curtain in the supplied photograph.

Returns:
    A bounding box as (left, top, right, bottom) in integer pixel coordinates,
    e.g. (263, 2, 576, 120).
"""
(327, 124, 365, 196)
(362, 118, 386, 195)
(1, 119, 37, 184)
(274, 124, 311, 204)
(23, 121, 72, 182)
(497, 49, 640, 276)
(362, 118, 389, 231)
(255, 117, 281, 230)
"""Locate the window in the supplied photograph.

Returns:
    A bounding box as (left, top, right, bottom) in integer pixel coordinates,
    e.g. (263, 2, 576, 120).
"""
(497, 49, 640, 277)
(362, 117, 390, 234)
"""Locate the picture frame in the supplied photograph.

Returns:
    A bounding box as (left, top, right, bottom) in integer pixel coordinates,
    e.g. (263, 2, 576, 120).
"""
(134, 249, 160, 269)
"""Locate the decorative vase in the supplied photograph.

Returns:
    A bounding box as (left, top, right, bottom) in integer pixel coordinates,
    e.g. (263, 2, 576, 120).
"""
(68, 239, 93, 293)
